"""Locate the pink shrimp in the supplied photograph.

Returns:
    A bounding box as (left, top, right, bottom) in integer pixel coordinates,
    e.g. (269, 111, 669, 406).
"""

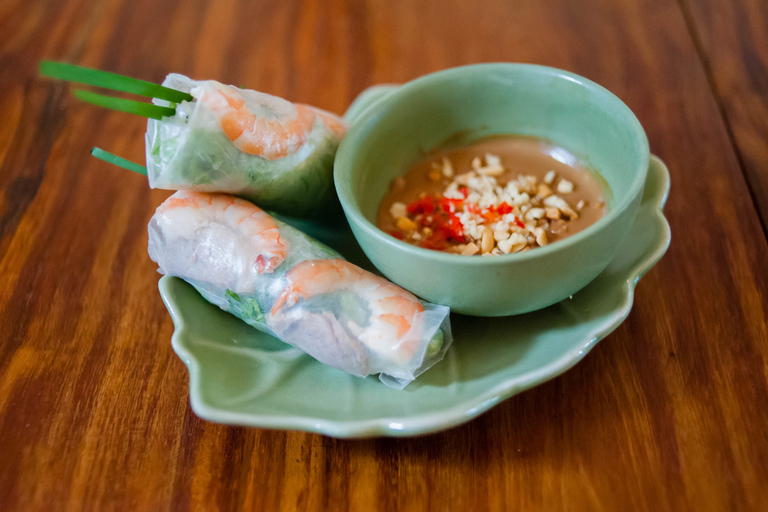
(198, 82, 348, 161)
(154, 191, 286, 274)
(304, 105, 348, 139)
(270, 259, 425, 361)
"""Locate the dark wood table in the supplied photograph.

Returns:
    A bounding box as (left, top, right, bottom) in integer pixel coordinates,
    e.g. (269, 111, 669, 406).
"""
(2, 0, 767, 510)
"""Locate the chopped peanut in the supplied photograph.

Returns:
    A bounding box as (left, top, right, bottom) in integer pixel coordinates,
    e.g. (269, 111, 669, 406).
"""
(557, 179, 574, 194)
(396, 216, 418, 231)
(442, 157, 454, 177)
(462, 242, 480, 256)
(494, 230, 510, 242)
(537, 183, 553, 198)
(477, 164, 504, 176)
(454, 173, 472, 186)
(485, 154, 501, 166)
(525, 207, 545, 220)
(497, 238, 514, 254)
(389, 202, 407, 219)
(481, 228, 494, 253)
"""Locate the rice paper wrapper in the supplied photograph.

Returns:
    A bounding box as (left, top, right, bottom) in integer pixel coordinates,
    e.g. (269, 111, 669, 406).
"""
(146, 74, 345, 218)
(148, 192, 452, 389)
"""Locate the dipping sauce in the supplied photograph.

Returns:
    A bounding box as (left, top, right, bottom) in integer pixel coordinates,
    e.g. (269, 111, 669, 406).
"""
(377, 135, 606, 256)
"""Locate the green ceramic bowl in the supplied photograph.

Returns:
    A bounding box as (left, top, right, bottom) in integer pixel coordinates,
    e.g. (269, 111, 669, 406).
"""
(335, 64, 650, 316)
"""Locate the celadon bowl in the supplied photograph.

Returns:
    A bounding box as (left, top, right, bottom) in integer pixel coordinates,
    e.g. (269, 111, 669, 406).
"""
(335, 64, 650, 316)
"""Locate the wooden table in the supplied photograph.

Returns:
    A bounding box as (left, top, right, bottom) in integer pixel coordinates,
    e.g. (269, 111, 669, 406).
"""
(1, 0, 767, 510)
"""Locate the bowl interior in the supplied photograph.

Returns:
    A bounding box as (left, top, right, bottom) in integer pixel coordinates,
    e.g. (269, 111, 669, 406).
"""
(337, 64, 648, 234)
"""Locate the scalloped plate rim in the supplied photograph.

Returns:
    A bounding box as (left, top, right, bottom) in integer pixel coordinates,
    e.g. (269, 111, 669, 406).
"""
(160, 156, 670, 438)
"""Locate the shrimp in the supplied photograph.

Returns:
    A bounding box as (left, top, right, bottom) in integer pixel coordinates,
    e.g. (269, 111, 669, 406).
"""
(305, 105, 348, 139)
(270, 259, 426, 363)
(149, 191, 286, 292)
(199, 82, 318, 161)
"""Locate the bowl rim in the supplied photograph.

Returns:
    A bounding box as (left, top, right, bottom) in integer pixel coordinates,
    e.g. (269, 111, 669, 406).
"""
(334, 63, 650, 265)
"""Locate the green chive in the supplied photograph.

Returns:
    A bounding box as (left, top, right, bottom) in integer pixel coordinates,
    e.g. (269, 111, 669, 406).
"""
(74, 89, 176, 120)
(90, 147, 148, 176)
(40, 61, 193, 103)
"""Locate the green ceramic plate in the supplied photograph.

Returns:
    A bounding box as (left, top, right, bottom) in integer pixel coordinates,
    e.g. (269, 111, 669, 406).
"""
(158, 154, 670, 438)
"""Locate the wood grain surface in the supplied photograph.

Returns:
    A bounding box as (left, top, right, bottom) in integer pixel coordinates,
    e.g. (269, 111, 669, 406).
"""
(1, 0, 767, 511)
(681, 0, 768, 232)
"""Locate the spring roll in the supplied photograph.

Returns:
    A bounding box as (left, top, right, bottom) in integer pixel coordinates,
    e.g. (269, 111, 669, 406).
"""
(148, 191, 452, 389)
(146, 74, 347, 218)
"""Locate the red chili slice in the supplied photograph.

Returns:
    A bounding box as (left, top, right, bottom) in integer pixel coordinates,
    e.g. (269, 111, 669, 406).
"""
(422, 230, 448, 251)
(448, 214, 465, 239)
(404, 193, 468, 251)
(439, 197, 463, 213)
(407, 196, 436, 215)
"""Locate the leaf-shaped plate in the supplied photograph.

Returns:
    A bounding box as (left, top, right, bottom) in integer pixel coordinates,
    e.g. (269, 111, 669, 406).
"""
(158, 155, 670, 437)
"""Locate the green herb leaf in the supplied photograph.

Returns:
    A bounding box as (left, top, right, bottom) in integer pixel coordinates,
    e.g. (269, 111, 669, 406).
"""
(74, 89, 176, 120)
(90, 147, 147, 176)
(426, 330, 444, 358)
(39, 61, 193, 103)
(244, 299, 266, 324)
(225, 289, 265, 324)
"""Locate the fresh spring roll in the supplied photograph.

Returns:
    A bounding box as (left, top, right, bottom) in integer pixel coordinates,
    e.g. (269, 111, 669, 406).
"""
(148, 191, 452, 389)
(146, 75, 348, 218)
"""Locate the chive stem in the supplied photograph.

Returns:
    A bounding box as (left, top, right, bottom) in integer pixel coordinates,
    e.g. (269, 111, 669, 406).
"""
(90, 147, 148, 176)
(74, 89, 176, 120)
(40, 61, 193, 103)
